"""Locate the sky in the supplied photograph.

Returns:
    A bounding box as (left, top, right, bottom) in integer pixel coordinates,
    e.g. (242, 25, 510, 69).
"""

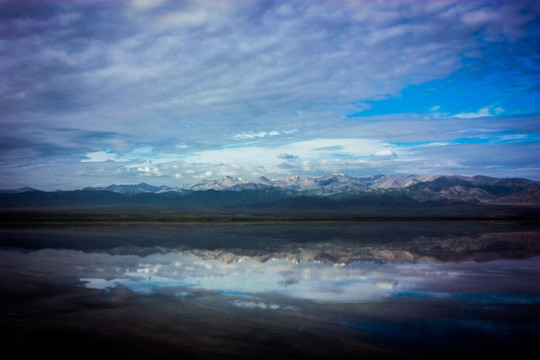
(0, 0, 539, 190)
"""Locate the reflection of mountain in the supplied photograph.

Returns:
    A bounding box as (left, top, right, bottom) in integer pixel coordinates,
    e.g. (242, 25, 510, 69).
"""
(151, 230, 540, 265)
(3, 222, 538, 265)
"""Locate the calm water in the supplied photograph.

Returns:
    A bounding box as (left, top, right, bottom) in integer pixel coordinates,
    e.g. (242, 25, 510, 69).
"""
(1, 221, 539, 359)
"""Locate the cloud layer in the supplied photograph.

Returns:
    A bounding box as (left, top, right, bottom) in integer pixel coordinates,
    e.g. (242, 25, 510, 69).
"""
(0, 0, 538, 189)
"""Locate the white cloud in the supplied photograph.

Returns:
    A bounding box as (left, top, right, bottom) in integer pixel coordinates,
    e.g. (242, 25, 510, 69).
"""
(455, 107, 492, 119)
(81, 146, 187, 167)
(2, 0, 539, 188)
(81, 150, 127, 163)
(232, 131, 281, 140)
(493, 106, 505, 115)
(499, 134, 528, 141)
(278, 153, 299, 161)
(137, 166, 163, 177)
(175, 142, 191, 150)
(130, 0, 167, 11)
(151, 1, 233, 30)
(168, 137, 400, 179)
(374, 150, 397, 158)
(158, 10, 209, 28)
(454, 106, 506, 119)
(184, 138, 393, 166)
(282, 129, 299, 135)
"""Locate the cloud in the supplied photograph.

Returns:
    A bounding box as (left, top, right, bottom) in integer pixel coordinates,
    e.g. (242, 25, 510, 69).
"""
(137, 166, 163, 177)
(130, 0, 167, 11)
(425, 105, 506, 120)
(374, 150, 397, 158)
(81, 146, 186, 167)
(81, 150, 128, 163)
(313, 145, 344, 151)
(6, 0, 532, 125)
(0, 0, 539, 188)
(183, 138, 394, 166)
(455, 107, 495, 119)
(191, 170, 215, 179)
(278, 153, 299, 161)
(233, 131, 281, 140)
(492, 107, 505, 115)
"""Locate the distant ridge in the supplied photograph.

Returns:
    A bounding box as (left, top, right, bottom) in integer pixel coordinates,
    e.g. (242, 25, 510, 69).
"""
(83, 183, 172, 194)
(1, 174, 539, 213)
(0, 186, 38, 194)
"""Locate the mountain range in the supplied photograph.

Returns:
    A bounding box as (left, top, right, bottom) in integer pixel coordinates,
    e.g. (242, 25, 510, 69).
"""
(1, 174, 539, 217)
(57, 173, 540, 202)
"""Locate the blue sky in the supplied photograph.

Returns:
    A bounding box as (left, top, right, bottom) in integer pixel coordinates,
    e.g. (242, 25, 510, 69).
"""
(0, 0, 539, 189)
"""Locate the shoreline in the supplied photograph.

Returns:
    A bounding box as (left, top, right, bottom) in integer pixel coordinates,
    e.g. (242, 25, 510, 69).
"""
(1, 207, 539, 225)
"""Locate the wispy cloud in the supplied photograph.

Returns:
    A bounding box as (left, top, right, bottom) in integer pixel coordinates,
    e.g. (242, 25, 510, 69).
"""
(455, 106, 505, 119)
(0, 0, 538, 188)
(232, 131, 281, 140)
(278, 153, 299, 161)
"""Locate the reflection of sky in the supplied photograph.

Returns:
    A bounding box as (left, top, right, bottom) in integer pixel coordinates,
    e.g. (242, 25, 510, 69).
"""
(81, 255, 417, 302)
(1, 249, 539, 304)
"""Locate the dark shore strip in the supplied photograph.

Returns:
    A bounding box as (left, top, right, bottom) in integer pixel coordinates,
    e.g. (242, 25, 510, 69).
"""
(1, 206, 539, 225)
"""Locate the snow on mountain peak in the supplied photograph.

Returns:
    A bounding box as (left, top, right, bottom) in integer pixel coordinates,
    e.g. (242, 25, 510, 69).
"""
(175, 173, 431, 194)
(216, 176, 248, 186)
(284, 175, 301, 182)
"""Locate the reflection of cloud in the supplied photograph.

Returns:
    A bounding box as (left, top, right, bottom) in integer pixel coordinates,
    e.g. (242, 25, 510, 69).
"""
(2, 249, 539, 305)
(72, 253, 419, 301)
(81, 274, 186, 294)
(74, 253, 424, 302)
(376, 281, 398, 290)
(81, 278, 115, 291)
(279, 277, 300, 286)
(231, 300, 282, 310)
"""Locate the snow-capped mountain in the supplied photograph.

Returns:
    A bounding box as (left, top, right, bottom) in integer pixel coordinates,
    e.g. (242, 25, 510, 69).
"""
(72, 173, 537, 198)
(367, 174, 422, 189)
(170, 173, 439, 194)
(177, 173, 370, 194)
(6, 173, 537, 207)
(404, 175, 540, 204)
(176, 176, 250, 191)
(169, 173, 539, 204)
(73, 173, 450, 195)
(271, 173, 369, 194)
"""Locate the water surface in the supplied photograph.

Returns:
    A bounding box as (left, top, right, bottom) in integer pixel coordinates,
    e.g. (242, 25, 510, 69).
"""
(1, 221, 539, 359)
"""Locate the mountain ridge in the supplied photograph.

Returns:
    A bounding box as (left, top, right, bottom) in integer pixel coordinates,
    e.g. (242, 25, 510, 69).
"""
(1, 174, 538, 210)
